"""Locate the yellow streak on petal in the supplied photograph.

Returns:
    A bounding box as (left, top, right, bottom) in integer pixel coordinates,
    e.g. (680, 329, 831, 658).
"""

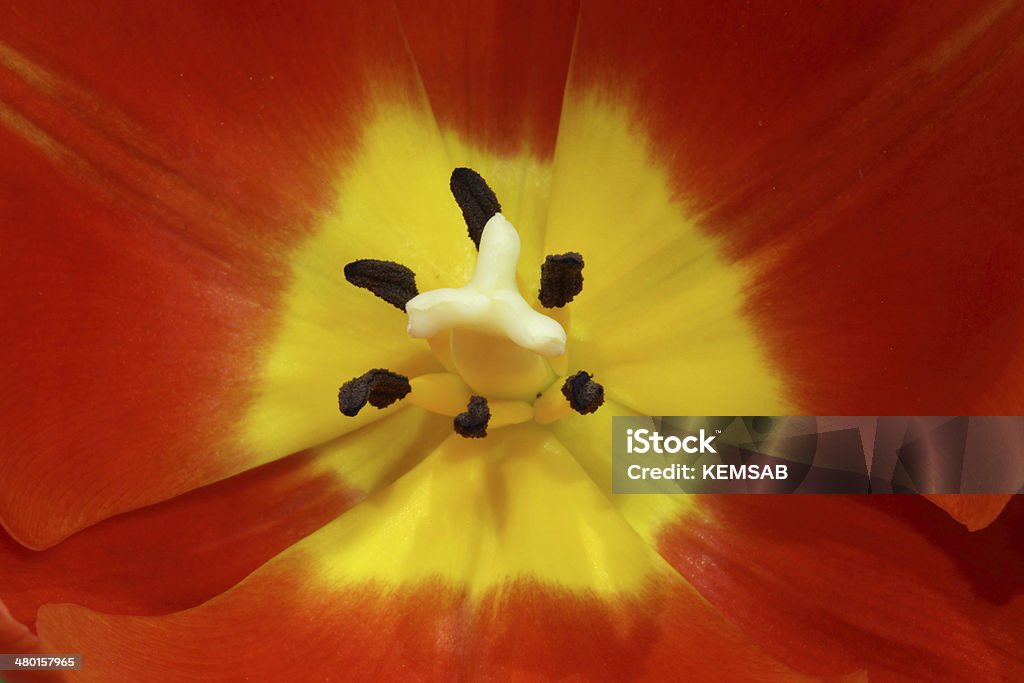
(304, 406, 451, 497)
(0, 99, 69, 167)
(549, 400, 701, 547)
(304, 423, 676, 597)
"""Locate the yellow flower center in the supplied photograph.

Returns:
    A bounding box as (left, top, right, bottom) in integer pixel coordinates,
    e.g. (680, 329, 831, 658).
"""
(340, 170, 603, 437)
(238, 99, 790, 468)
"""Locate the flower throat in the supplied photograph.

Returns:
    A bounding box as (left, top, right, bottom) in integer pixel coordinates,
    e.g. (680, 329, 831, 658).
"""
(338, 168, 604, 438)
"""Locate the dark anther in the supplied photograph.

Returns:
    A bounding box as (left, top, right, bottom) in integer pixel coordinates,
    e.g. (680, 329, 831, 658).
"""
(561, 371, 604, 415)
(454, 395, 490, 438)
(450, 167, 501, 249)
(338, 369, 411, 417)
(539, 252, 584, 308)
(343, 260, 419, 311)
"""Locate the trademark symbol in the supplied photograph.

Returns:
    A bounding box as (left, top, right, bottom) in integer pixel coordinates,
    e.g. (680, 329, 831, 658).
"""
(715, 429, 722, 434)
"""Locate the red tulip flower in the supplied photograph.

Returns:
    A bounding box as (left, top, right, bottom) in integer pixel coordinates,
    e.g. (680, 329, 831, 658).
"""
(2, 1, 1023, 681)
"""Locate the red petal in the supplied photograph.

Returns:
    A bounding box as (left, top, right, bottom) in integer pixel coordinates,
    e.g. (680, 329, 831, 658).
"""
(0, 598, 39, 656)
(396, 0, 578, 158)
(925, 493, 1014, 530)
(0, 447, 354, 631)
(658, 495, 1024, 679)
(565, 1, 1024, 413)
(35, 574, 814, 682)
(0, 1, 430, 548)
(0, 406, 451, 630)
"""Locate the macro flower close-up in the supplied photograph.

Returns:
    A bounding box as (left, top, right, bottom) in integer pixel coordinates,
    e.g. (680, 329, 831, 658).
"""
(2, 1, 1024, 681)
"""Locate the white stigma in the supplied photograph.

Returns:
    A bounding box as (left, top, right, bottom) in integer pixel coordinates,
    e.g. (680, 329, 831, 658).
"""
(405, 214, 566, 356)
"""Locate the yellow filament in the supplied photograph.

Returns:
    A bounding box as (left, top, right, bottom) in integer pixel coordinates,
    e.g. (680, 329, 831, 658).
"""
(533, 378, 574, 424)
(488, 400, 535, 428)
(407, 373, 472, 416)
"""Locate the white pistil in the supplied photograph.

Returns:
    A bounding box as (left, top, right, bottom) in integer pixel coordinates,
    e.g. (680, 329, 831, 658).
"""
(404, 214, 566, 401)
(406, 214, 566, 356)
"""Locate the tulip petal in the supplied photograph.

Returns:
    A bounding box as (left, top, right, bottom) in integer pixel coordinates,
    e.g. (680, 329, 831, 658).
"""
(659, 495, 1024, 680)
(395, 0, 577, 159)
(35, 424, 812, 681)
(0, 1, 457, 548)
(0, 599, 40, 658)
(0, 407, 450, 632)
(551, 0, 1024, 414)
(924, 493, 1014, 531)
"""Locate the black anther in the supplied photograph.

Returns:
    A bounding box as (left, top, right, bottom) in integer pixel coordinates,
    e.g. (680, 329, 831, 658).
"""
(450, 168, 501, 249)
(344, 260, 419, 311)
(338, 369, 412, 417)
(539, 252, 584, 308)
(561, 371, 604, 415)
(454, 395, 491, 438)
